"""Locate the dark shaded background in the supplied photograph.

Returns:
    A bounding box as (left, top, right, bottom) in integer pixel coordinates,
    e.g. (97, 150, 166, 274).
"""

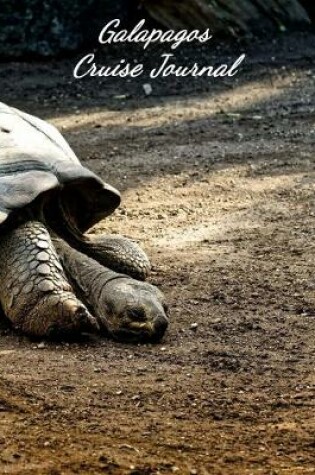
(0, 0, 315, 59)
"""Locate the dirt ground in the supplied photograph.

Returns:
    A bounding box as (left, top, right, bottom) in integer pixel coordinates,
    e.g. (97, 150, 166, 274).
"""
(0, 32, 315, 474)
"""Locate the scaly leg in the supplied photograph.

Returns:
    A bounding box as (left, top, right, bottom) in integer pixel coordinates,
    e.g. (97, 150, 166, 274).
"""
(0, 221, 98, 338)
(84, 234, 151, 281)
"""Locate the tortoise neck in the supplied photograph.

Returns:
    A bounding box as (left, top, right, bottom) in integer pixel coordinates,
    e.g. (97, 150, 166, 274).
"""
(43, 190, 88, 251)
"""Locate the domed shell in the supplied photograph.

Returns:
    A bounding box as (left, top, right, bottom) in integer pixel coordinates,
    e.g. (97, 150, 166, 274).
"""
(0, 102, 120, 231)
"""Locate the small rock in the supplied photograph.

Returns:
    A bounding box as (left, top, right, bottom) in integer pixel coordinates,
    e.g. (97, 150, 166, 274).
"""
(143, 83, 152, 95)
(190, 323, 198, 330)
(114, 94, 128, 100)
(37, 342, 46, 349)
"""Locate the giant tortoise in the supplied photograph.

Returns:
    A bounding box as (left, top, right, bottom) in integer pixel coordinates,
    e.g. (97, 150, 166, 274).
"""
(0, 102, 169, 342)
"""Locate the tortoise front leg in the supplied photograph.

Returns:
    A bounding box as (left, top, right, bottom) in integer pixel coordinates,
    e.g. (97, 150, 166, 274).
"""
(0, 221, 99, 339)
(80, 234, 151, 281)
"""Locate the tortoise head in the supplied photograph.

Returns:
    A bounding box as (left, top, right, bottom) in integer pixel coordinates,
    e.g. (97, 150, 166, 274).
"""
(100, 278, 169, 343)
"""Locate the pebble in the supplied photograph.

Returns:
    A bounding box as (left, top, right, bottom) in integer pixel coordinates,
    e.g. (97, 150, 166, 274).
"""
(190, 323, 198, 330)
(114, 94, 128, 100)
(37, 342, 46, 349)
(143, 83, 153, 95)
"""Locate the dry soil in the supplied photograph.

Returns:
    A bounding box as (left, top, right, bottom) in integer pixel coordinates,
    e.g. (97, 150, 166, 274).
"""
(0, 33, 315, 475)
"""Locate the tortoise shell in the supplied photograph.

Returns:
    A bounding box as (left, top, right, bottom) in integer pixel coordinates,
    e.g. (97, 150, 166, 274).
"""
(0, 102, 120, 232)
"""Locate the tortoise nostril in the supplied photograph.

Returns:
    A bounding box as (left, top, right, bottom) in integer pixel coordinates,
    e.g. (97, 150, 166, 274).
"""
(127, 308, 147, 322)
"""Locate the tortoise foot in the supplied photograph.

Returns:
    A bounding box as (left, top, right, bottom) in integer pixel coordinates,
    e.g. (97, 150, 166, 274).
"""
(25, 291, 99, 339)
(0, 220, 98, 339)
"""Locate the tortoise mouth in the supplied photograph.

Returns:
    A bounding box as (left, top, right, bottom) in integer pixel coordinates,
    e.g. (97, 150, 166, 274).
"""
(109, 315, 169, 344)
